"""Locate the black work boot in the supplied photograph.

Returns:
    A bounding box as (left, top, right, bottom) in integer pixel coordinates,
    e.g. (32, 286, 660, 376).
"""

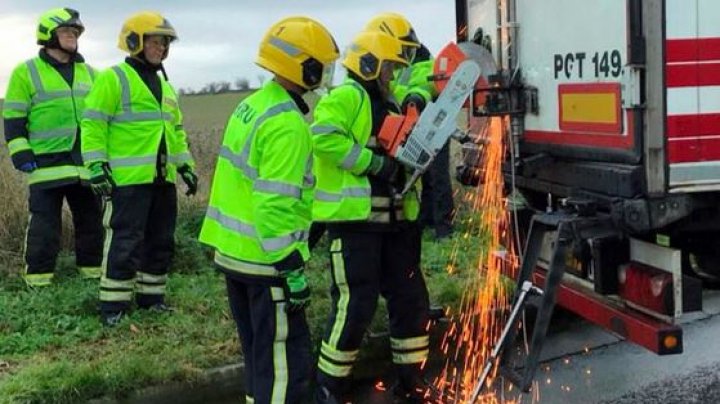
(101, 311, 126, 327)
(315, 385, 347, 404)
(140, 302, 174, 313)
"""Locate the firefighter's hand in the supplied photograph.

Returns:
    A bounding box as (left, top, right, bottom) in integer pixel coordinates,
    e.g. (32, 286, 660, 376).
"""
(368, 154, 399, 182)
(88, 162, 115, 197)
(11, 150, 37, 173)
(177, 165, 198, 196)
(402, 93, 427, 114)
(281, 268, 310, 313)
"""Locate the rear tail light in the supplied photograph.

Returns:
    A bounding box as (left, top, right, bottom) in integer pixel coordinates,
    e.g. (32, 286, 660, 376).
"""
(617, 262, 674, 315)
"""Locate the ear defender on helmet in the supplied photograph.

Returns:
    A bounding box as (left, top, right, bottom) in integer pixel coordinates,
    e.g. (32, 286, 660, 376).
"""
(342, 30, 409, 81)
(118, 11, 178, 56)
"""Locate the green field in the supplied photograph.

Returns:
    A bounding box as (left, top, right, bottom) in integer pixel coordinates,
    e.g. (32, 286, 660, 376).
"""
(0, 91, 483, 403)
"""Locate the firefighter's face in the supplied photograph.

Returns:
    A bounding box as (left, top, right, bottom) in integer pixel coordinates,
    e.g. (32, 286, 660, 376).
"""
(56, 26, 80, 52)
(143, 35, 170, 65)
(378, 61, 401, 89)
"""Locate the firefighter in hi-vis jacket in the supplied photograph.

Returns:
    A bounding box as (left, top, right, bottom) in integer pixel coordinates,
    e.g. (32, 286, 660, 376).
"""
(311, 30, 432, 403)
(199, 16, 339, 403)
(3, 7, 103, 287)
(81, 11, 197, 327)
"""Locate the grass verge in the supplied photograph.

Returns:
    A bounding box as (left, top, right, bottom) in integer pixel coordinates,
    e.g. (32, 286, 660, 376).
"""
(0, 190, 485, 404)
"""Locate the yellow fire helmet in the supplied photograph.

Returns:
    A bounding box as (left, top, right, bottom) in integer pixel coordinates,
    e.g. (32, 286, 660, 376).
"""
(342, 30, 410, 81)
(118, 11, 178, 56)
(37, 8, 84, 45)
(256, 16, 340, 90)
(364, 12, 420, 62)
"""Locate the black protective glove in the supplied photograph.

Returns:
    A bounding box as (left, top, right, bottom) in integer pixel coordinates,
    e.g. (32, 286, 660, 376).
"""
(177, 164, 198, 196)
(367, 154, 399, 182)
(88, 162, 115, 197)
(401, 93, 427, 114)
(11, 150, 37, 173)
(274, 249, 310, 313)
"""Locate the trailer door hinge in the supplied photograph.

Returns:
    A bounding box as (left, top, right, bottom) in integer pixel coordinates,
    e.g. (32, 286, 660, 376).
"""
(621, 66, 642, 108)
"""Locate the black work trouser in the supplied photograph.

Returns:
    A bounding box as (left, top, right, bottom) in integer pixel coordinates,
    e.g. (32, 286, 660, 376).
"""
(419, 143, 454, 236)
(99, 184, 177, 313)
(225, 275, 312, 404)
(317, 222, 430, 396)
(24, 182, 103, 281)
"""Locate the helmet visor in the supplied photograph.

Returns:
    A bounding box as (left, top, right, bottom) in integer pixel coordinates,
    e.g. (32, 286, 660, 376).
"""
(401, 45, 417, 64)
(320, 61, 336, 88)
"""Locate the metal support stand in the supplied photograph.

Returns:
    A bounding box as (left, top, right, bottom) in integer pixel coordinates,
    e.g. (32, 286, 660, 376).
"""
(470, 280, 543, 403)
(470, 210, 580, 399)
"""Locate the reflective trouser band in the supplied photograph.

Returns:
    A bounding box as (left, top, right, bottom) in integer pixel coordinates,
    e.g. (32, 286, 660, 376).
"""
(391, 348, 429, 365)
(390, 335, 429, 364)
(23, 272, 53, 287)
(390, 335, 430, 350)
(78, 266, 101, 279)
(135, 271, 168, 295)
(318, 341, 357, 377)
(318, 356, 353, 378)
(272, 292, 289, 403)
(8, 137, 31, 155)
(245, 396, 254, 404)
(328, 238, 350, 348)
(100, 276, 134, 302)
(28, 165, 84, 185)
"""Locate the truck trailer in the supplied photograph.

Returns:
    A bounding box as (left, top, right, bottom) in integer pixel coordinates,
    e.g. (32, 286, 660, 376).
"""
(452, 0, 720, 392)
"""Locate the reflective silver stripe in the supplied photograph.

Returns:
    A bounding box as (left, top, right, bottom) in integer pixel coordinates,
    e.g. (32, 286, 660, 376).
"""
(25, 60, 44, 92)
(26, 60, 72, 102)
(206, 206, 307, 252)
(84, 109, 112, 121)
(29, 127, 75, 140)
(398, 66, 413, 86)
(88, 66, 96, 80)
(261, 230, 308, 252)
(25, 60, 80, 102)
(83, 151, 107, 161)
(34, 90, 73, 102)
(214, 251, 278, 277)
(72, 88, 90, 97)
(254, 179, 302, 198)
(315, 187, 371, 202)
(219, 145, 258, 180)
(269, 36, 302, 57)
(303, 156, 314, 187)
(111, 66, 175, 123)
(110, 155, 156, 167)
(3, 101, 29, 113)
(113, 111, 174, 123)
(168, 152, 193, 165)
(312, 125, 343, 135)
(112, 66, 132, 111)
(219, 101, 298, 180)
(366, 137, 378, 148)
(206, 206, 257, 238)
(340, 144, 362, 170)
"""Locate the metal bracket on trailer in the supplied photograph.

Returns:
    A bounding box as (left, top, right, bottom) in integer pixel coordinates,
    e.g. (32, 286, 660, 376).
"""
(496, 211, 576, 392)
(484, 208, 684, 395)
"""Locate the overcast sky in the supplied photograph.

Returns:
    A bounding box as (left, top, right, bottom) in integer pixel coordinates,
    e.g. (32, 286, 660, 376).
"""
(0, 0, 457, 95)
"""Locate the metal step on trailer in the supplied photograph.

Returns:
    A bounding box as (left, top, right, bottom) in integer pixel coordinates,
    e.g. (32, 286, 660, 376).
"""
(497, 204, 683, 393)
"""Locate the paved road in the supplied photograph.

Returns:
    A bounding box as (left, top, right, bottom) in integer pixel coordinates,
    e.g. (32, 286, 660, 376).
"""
(349, 290, 720, 403)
